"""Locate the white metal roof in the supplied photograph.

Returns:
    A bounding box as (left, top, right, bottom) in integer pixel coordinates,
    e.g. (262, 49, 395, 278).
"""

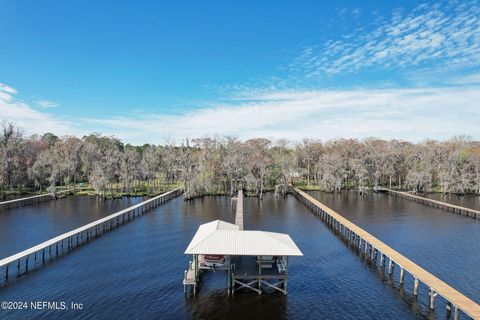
(185, 220, 240, 253)
(184, 220, 303, 256)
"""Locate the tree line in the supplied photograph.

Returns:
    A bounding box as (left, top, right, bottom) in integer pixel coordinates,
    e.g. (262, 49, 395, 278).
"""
(1, 123, 479, 199)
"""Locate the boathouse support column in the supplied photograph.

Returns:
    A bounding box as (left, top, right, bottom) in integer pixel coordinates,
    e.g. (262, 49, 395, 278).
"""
(227, 256, 231, 294)
(194, 255, 199, 281)
(258, 256, 262, 292)
(284, 256, 288, 294)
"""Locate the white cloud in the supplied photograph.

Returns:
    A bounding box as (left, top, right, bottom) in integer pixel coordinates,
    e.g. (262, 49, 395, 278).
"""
(1, 82, 479, 144)
(0, 83, 73, 136)
(0, 83, 17, 95)
(36, 99, 59, 108)
(84, 86, 480, 144)
(448, 72, 480, 85)
(290, 1, 480, 77)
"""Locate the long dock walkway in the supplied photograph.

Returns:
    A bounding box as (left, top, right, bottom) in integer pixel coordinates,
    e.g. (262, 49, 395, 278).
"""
(292, 188, 480, 320)
(0, 188, 183, 285)
(385, 189, 480, 220)
(235, 190, 244, 230)
(0, 189, 73, 211)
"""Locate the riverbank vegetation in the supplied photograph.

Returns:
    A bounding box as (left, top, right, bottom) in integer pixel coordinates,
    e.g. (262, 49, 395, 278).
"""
(1, 123, 479, 199)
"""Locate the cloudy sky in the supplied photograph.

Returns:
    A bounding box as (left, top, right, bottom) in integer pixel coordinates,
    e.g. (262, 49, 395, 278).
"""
(1, 0, 479, 144)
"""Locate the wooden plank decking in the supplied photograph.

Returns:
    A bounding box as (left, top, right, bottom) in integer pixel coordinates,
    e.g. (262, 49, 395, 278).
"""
(386, 189, 480, 220)
(293, 188, 480, 320)
(183, 264, 196, 285)
(235, 190, 244, 230)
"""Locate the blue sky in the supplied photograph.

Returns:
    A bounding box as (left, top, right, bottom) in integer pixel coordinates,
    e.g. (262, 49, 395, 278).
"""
(1, 0, 479, 144)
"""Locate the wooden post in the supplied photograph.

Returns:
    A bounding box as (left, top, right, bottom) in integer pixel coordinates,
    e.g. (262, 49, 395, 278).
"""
(399, 267, 404, 285)
(388, 260, 394, 275)
(413, 278, 419, 296)
(183, 272, 187, 293)
(429, 288, 436, 309)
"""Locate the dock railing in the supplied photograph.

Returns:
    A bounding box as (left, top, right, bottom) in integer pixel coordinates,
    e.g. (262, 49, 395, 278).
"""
(292, 187, 480, 320)
(0, 188, 183, 284)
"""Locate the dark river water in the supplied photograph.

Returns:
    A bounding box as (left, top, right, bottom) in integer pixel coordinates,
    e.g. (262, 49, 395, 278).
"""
(0, 193, 478, 319)
(0, 196, 144, 259)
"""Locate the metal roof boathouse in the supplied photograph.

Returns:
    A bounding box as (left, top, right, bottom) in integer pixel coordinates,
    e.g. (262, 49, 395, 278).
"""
(183, 216, 303, 295)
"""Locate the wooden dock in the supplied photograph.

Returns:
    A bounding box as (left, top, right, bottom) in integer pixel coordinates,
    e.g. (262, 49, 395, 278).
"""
(183, 260, 197, 294)
(386, 189, 480, 220)
(235, 190, 244, 230)
(292, 188, 480, 320)
(0, 189, 73, 211)
(0, 188, 183, 285)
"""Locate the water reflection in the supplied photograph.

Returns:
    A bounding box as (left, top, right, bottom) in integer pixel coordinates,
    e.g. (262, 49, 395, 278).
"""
(185, 288, 287, 320)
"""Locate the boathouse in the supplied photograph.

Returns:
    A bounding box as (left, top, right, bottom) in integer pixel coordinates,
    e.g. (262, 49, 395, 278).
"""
(183, 220, 303, 295)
